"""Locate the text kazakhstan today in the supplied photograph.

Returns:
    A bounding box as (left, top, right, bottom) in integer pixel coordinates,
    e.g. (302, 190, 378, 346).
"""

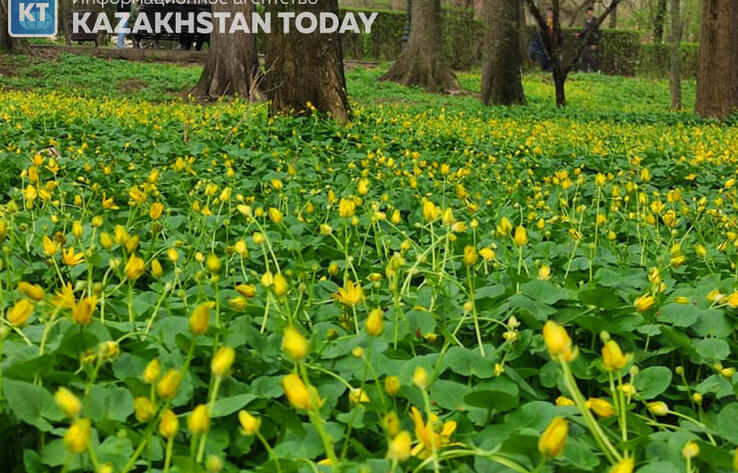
(71, 10, 379, 35)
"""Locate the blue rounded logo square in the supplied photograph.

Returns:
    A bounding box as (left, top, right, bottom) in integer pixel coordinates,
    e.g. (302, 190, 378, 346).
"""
(8, 0, 57, 37)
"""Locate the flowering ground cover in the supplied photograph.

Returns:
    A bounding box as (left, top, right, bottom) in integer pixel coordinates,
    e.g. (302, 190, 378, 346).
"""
(1, 54, 738, 473)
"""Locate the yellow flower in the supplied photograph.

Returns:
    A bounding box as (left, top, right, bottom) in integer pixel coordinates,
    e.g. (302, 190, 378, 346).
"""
(134, 397, 157, 422)
(602, 339, 627, 371)
(149, 259, 163, 279)
(273, 273, 288, 297)
(159, 409, 179, 438)
(72, 296, 97, 326)
(513, 226, 528, 246)
(385, 376, 401, 396)
(150, 202, 164, 220)
(238, 410, 261, 436)
(349, 388, 370, 404)
(64, 418, 91, 454)
(682, 441, 699, 459)
(555, 396, 575, 406)
(727, 292, 738, 309)
(98, 341, 119, 360)
(422, 199, 440, 222)
(409, 406, 456, 458)
(211, 346, 236, 377)
(386, 431, 412, 462)
(542, 320, 572, 359)
(55, 387, 82, 418)
(157, 370, 182, 399)
(609, 457, 635, 473)
(333, 280, 363, 306)
(188, 404, 210, 435)
(17, 282, 45, 301)
(282, 326, 308, 361)
(206, 253, 221, 274)
(234, 240, 248, 258)
(189, 302, 212, 335)
(143, 359, 161, 384)
(281, 373, 312, 410)
(586, 397, 615, 417)
(479, 248, 495, 261)
(497, 216, 513, 236)
(412, 366, 429, 390)
(339, 198, 356, 218)
(62, 247, 84, 266)
(366, 308, 384, 336)
(647, 401, 669, 416)
(43, 237, 59, 257)
(538, 264, 551, 280)
(8, 299, 34, 326)
(538, 416, 567, 457)
(235, 284, 257, 298)
(463, 246, 478, 266)
(268, 207, 284, 224)
(634, 294, 655, 312)
(53, 282, 75, 309)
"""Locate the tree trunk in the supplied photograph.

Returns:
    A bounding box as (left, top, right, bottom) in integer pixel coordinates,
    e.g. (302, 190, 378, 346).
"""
(695, 0, 738, 119)
(265, 0, 351, 121)
(553, 68, 567, 107)
(669, 0, 681, 110)
(481, 0, 525, 105)
(609, 3, 618, 28)
(653, 0, 667, 42)
(379, 0, 460, 94)
(192, 0, 262, 99)
(0, 0, 28, 52)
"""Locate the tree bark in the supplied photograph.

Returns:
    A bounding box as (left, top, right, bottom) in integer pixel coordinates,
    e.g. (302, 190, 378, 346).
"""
(609, 3, 617, 28)
(0, 0, 28, 52)
(192, 0, 262, 100)
(653, 0, 667, 43)
(379, 0, 460, 94)
(669, 0, 681, 110)
(481, 0, 525, 106)
(265, 0, 351, 121)
(695, 0, 738, 119)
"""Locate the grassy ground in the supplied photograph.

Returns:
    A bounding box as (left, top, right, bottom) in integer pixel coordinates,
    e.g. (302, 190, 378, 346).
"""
(0, 52, 700, 121)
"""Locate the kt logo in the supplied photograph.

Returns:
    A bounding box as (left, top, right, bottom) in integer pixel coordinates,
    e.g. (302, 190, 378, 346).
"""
(8, 0, 57, 37)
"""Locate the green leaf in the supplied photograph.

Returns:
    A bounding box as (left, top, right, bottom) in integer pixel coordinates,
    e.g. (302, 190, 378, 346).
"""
(634, 366, 672, 399)
(211, 394, 258, 418)
(521, 279, 569, 305)
(2, 379, 63, 431)
(87, 386, 134, 423)
(693, 338, 730, 361)
(716, 403, 738, 443)
(657, 303, 699, 327)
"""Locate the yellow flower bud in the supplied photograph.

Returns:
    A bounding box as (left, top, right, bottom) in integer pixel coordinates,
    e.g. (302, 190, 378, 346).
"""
(211, 346, 236, 377)
(412, 366, 429, 390)
(72, 296, 97, 326)
(647, 401, 669, 416)
(143, 359, 161, 384)
(17, 282, 45, 301)
(463, 246, 478, 266)
(386, 431, 412, 462)
(125, 254, 145, 280)
(150, 259, 163, 278)
(64, 418, 91, 454)
(385, 376, 401, 396)
(238, 410, 261, 436)
(235, 284, 256, 298)
(282, 326, 308, 361)
(55, 387, 82, 418)
(159, 409, 179, 438)
(555, 396, 575, 406)
(206, 253, 221, 274)
(281, 373, 312, 410)
(634, 294, 655, 312)
(157, 370, 182, 399)
(134, 397, 157, 422)
(513, 226, 528, 246)
(273, 273, 288, 297)
(188, 404, 210, 435)
(189, 302, 212, 335)
(8, 299, 34, 326)
(365, 308, 384, 336)
(609, 457, 635, 473)
(538, 416, 567, 458)
(682, 441, 699, 459)
(586, 397, 615, 418)
(542, 320, 572, 359)
(602, 339, 627, 371)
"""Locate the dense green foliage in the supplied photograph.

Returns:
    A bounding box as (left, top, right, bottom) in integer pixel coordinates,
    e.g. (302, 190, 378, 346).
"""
(0, 55, 737, 473)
